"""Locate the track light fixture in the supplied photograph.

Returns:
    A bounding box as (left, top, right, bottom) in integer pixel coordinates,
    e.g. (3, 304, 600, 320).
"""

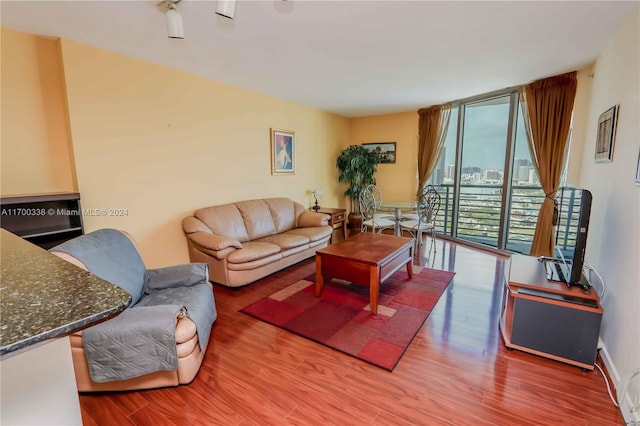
(215, 0, 236, 19)
(160, 0, 184, 39)
(157, 0, 251, 39)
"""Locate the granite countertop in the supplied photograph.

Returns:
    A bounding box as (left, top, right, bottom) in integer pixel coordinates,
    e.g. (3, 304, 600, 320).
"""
(0, 229, 131, 357)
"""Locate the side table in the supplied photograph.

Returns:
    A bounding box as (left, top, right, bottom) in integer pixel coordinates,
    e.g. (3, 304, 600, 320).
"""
(313, 208, 347, 242)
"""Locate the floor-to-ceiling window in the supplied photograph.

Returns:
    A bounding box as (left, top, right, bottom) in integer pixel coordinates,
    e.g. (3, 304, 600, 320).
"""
(429, 89, 560, 254)
(457, 95, 512, 249)
(504, 104, 545, 253)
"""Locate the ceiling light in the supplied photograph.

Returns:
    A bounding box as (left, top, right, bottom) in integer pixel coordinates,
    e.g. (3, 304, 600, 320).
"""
(162, 0, 184, 39)
(216, 0, 236, 19)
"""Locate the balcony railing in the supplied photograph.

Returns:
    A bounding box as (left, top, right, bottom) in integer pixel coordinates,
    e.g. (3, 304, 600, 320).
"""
(430, 184, 583, 255)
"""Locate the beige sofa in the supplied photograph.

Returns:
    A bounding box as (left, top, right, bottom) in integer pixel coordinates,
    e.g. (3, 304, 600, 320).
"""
(183, 197, 332, 287)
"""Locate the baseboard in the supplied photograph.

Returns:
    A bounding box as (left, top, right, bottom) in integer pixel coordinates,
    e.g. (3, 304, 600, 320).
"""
(621, 371, 640, 424)
(598, 341, 640, 423)
(599, 342, 619, 383)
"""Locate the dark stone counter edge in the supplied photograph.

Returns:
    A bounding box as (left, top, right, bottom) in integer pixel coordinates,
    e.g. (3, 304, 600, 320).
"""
(0, 299, 130, 358)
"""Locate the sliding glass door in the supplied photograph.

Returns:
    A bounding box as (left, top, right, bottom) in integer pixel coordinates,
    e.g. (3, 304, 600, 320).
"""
(457, 95, 511, 249)
(430, 89, 551, 254)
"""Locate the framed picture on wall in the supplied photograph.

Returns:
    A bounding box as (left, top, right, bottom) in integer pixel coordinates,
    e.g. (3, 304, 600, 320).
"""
(362, 142, 397, 164)
(594, 105, 618, 163)
(270, 128, 295, 175)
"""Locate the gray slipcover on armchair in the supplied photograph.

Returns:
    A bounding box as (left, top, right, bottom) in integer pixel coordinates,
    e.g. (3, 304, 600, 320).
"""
(50, 229, 217, 392)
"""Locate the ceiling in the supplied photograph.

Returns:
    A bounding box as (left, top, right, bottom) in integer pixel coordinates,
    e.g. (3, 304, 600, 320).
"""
(1, 1, 637, 117)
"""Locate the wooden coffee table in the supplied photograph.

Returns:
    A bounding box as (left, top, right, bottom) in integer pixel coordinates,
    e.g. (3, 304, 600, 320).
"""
(315, 232, 413, 315)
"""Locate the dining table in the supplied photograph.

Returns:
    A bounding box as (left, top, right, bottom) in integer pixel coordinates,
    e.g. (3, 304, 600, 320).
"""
(379, 200, 417, 236)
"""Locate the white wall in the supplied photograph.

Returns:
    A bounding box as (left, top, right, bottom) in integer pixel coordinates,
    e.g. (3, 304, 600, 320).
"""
(575, 7, 640, 420)
(0, 337, 82, 425)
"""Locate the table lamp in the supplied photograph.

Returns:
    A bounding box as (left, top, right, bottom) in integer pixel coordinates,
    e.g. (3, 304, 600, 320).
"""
(312, 189, 324, 211)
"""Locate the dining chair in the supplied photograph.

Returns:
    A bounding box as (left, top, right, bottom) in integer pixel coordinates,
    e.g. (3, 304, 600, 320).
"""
(367, 184, 395, 220)
(401, 184, 432, 221)
(400, 185, 422, 221)
(399, 185, 440, 248)
(359, 185, 395, 233)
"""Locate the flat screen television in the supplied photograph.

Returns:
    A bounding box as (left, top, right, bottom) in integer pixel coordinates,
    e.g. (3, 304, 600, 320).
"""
(542, 187, 592, 292)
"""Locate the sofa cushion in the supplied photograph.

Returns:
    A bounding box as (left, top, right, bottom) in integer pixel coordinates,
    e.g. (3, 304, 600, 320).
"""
(309, 238, 328, 249)
(256, 233, 309, 250)
(226, 241, 282, 264)
(285, 226, 333, 242)
(235, 199, 278, 241)
(264, 198, 297, 233)
(280, 243, 312, 258)
(226, 252, 285, 271)
(195, 204, 249, 242)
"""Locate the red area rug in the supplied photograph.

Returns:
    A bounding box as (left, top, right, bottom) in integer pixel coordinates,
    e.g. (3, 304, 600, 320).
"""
(240, 266, 454, 371)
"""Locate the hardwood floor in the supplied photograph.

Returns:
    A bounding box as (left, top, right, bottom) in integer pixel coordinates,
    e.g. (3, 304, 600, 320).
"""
(79, 237, 624, 425)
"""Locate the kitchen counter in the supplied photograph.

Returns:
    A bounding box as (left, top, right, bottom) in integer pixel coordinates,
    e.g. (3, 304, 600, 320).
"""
(0, 228, 131, 357)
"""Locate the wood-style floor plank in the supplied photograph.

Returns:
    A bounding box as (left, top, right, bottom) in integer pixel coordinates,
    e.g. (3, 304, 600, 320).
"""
(79, 237, 624, 425)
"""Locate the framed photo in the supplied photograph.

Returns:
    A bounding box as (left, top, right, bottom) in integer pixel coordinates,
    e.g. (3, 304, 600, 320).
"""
(594, 105, 618, 163)
(270, 128, 295, 175)
(362, 142, 396, 164)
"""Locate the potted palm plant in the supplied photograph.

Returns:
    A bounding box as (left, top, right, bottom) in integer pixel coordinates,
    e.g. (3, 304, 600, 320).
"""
(336, 145, 381, 233)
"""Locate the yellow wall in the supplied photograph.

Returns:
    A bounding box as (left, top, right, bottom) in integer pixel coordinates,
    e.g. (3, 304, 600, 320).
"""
(0, 28, 76, 195)
(56, 39, 348, 267)
(347, 111, 418, 201)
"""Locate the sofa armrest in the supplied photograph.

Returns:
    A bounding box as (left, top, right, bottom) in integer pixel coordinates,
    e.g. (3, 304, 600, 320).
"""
(297, 211, 330, 227)
(146, 263, 209, 291)
(186, 231, 243, 251)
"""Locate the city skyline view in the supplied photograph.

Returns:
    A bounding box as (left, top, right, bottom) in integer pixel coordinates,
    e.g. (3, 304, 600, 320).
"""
(423, 95, 556, 256)
(428, 99, 560, 187)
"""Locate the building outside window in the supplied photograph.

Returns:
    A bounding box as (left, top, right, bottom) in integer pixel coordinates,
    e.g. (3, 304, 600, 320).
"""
(428, 90, 570, 254)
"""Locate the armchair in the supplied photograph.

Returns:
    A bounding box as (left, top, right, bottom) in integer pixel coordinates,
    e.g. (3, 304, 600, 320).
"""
(50, 229, 217, 392)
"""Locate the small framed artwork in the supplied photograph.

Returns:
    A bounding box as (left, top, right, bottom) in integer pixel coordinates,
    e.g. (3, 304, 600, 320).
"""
(270, 128, 295, 175)
(362, 142, 397, 164)
(594, 105, 618, 163)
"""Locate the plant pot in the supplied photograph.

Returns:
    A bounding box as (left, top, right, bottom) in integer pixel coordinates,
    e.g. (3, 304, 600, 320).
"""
(348, 212, 362, 236)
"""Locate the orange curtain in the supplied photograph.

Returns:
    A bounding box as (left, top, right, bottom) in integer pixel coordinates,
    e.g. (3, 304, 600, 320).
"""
(520, 71, 577, 257)
(416, 104, 451, 198)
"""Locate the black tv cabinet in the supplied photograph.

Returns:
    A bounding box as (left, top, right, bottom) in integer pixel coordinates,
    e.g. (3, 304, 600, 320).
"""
(0, 192, 84, 249)
(499, 255, 603, 370)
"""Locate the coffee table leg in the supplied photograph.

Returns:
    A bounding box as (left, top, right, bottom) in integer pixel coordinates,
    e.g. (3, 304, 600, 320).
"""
(369, 266, 379, 315)
(315, 255, 324, 297)
(406, 260, 413, 279)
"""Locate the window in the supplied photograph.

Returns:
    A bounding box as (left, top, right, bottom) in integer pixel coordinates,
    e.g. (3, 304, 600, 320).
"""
(429, 89, 568, 254)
